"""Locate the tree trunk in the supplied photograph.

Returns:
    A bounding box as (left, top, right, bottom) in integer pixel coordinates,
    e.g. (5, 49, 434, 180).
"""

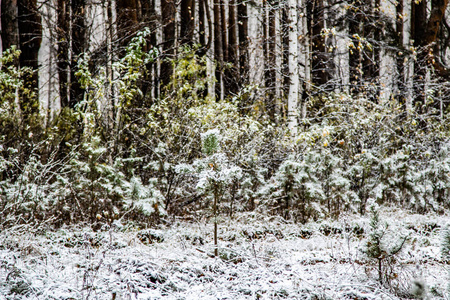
(116, 0, 139, 52)
(69, 0, 86, 108)
(226, 0, 239, 95)
(410, 0, 450, 113)
(288, 0, 299, 134)
(199, 0, 206, 46)
(395, 0, 405, 108)
(220, 0, 227, 62)
(411, 0, 427, 112)
(57, 0, 70, 108)
(1, 0, 19, 60)
(180, 0, 195, 45)
(161, 0, 176, 87)
(308, 0, 328, 86)
(213, 0, 223, 99)
(265, 0, 277, 121)
(17, 0, 42, 115)
(238, 0, 248, 99)
(247, 0, 264, 105)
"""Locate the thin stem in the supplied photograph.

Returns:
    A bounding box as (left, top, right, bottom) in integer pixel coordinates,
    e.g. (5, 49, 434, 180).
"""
(213, 181, 218, 257)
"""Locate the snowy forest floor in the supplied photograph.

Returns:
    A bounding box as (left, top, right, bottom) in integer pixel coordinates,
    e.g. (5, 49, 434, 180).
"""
(0, 208, 449, 300)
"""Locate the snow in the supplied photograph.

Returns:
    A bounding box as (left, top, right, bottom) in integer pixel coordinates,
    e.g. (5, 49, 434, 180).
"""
(0, 209, 448, 299)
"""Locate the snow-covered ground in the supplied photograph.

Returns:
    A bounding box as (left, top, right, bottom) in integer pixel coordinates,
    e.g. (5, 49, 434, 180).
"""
(0, 208, 449, 299)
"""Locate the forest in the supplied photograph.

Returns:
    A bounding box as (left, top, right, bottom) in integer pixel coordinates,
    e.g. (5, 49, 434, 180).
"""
(0, 0, 450, 298)
(1, 0, 450, 224)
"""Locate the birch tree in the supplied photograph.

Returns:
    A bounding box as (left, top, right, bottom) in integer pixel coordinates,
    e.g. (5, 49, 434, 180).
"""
(288, 0, 299, 134)
(247, 0, 264, 105)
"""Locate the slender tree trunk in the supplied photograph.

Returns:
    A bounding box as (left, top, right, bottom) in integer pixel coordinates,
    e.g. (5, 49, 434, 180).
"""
(226, 0, 239, 95)
(266, 0, 277, 121)
(69, 0, 86, 108)
(206, 0, 216, 99)
(199, 0, 206, 46)
(213, 0, 223, 99)
(411, 0, 427, 112)
(299, 0, 309, 120)
(288, 0, 299, 134)
(396, 0, 405, 108)
(237, 0, 248, 103)
(274, 4, 283, 118)
(308, 0, 328, 86)
(213, 182, 218, 257)
(57, 0, 70, 108)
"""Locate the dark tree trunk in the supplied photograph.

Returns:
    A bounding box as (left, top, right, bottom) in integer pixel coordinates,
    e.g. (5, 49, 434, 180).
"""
(214, 0, 223, 99)
(411, 0, 449, 112)
(426, 0, 450, 46)
(226, 0, 239, 95)
(161, 0, 176, 87)
(265, 0, 277, 120)
(412, 0, 428, 111)
(308, 0, 328, 86)
(395, 0, 406, 108)
(17, 0, 42, 114)
(180, 0, 195, 45)
(56, 0, 86, 109)
(281, 5, 289, 103)
(237, 0, 248, 89)
(1, 0, 19, 62)
(116, 0, 139, 52)
(199, 0, 206, 47)
(70, 0, 86, 108)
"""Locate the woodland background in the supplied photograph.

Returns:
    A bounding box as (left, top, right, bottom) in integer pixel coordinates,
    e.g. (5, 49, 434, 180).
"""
(1, 0, 450, 227)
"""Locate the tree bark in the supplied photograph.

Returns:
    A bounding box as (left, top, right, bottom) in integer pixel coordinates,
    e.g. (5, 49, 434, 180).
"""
(70, 0, 86, 107)
(1, 0, 19, 59)
(226, 0, 239, 95)
(180, 0, 195, 45)
(17, 0, 42, 114)
(248, 0, 264, 105)
(57, 0, 70, 108)
(213, 0, 223, 99)
(288, 0, 299, 135)
(395, 0, 405, 107)
(411, 0, 428, 111)
(265, 0, 277, 120)
(161, 0, 176, 87)
(308, 0, 328, 86)
(116, 0, 139, 52)
(238, 0, 248, 93)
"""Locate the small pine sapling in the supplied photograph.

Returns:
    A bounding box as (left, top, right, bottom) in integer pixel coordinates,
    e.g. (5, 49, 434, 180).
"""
(362, 202, 408, 285)
(202, 130, 220, 257)
(178, 129, 242, 257)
